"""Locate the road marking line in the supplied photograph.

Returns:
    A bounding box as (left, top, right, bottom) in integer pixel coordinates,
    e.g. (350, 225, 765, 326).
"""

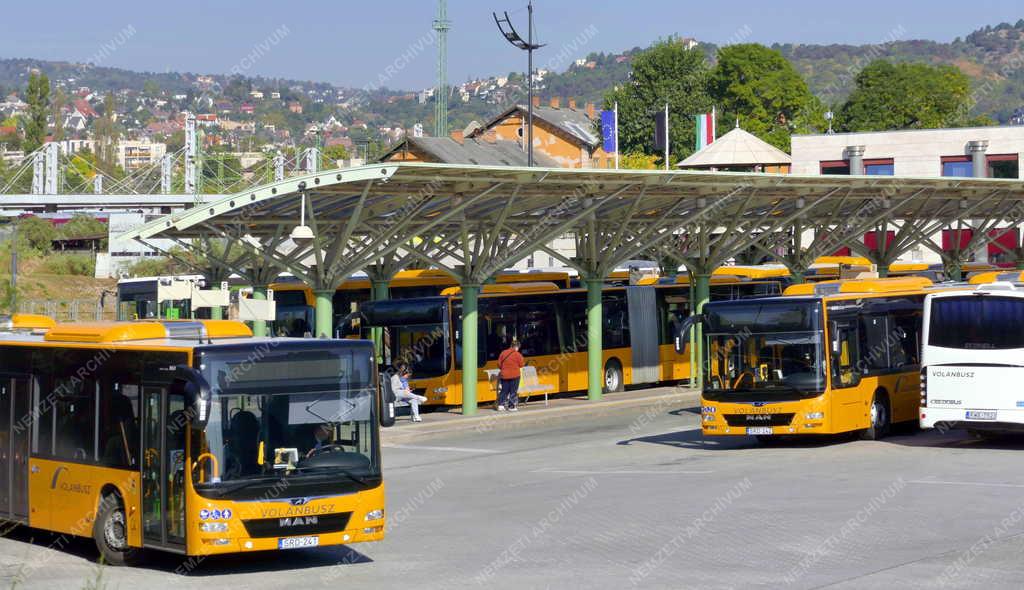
(908, 479, 1024, 489)
(531, 468, 713, 475)
(383, 444, 501, 454)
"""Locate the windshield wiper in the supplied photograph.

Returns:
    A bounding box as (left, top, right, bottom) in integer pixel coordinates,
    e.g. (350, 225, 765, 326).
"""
(289, 466, 374, 486)
(196, 474, 287, 495)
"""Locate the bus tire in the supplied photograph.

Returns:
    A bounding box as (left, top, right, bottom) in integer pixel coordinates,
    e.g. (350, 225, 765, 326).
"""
(93, 492, 141, 566)
(861, 391, 891, 441)
(604, 360, 624, 393)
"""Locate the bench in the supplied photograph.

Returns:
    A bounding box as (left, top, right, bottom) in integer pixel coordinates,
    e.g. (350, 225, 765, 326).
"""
(486, 366, 556, 406)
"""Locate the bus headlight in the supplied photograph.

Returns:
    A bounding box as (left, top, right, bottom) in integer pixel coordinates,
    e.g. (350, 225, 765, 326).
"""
(804, 412, 824, 420)
(200, 522, 229, 533)
(703, 414, 714, 422)
(365, 509, 384, 521)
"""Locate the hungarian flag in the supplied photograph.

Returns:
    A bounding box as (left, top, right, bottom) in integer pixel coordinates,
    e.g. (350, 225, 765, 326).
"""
(695, 108, 716, 151)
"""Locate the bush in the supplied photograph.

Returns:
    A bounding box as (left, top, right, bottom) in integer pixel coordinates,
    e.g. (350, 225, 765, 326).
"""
(124, 257, 175, 277)
(41, 253, 95, 276)
(15, 217, 57, 253)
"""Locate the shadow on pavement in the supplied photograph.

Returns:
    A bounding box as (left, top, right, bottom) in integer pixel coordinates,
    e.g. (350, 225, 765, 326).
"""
(0, 524, 374, 577)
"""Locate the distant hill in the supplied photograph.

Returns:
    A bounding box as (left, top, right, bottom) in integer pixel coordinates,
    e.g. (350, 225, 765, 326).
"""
(0, 19, 1022, 146)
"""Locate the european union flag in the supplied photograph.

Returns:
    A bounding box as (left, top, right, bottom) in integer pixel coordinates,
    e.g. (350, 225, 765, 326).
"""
(600, 110, 617, 153)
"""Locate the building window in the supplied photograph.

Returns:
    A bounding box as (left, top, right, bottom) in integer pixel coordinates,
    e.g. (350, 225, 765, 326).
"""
(820, 160, 850, 175)
(864, 158, 894, 176)
(942, 154, 1020, 178)
(941, 156, 972, 177)
(988, 154, 1019, 179)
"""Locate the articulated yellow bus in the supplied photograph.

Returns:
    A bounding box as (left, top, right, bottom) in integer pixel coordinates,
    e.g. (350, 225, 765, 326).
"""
(0, 319, 384, 564)
(688, 277, 933, 441)
(360, 277, 784, 406)
(271, 269, 572, 337)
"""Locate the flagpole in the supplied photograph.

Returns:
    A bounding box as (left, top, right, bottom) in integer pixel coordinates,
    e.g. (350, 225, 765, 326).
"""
(614, 101, 620, 170)
(664, 103, 669, 171)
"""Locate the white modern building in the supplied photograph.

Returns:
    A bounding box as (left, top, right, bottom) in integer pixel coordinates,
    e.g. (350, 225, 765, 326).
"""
(792, 126, 1024, 266)
(792, 126, 1023, 179)
(115, 140, 167, 171)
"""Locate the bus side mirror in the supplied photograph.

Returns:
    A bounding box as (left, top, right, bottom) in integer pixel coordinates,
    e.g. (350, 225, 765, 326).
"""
(674, 314, 704, 354)
(379, 371, 397, 428)
(171, 366, 212, 429)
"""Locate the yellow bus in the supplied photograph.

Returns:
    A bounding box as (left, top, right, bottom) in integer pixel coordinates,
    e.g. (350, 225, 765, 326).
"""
(1, 314, 57, 332)
(687, 277, 933, 441)
(360, 277, 784, 406)
(0, 319, 384, 564)
(271, 269, 572, 337)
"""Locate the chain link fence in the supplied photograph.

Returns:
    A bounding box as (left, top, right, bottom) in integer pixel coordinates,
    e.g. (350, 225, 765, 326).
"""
(17, 298, 117, 322)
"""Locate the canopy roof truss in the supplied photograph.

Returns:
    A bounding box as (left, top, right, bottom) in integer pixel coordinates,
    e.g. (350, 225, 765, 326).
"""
(121, 163, 1024, 283)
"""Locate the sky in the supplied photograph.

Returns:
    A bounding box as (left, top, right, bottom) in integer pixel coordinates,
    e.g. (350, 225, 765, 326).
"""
(0, 0, 1022, 90)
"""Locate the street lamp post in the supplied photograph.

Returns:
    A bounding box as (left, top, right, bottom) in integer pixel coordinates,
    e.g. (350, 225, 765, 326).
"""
(494, 1, 545, 167)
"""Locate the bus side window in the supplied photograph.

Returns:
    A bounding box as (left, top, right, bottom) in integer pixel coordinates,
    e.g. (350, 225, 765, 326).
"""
(830, 319, 861, 388)
(890, 310, 922, 368)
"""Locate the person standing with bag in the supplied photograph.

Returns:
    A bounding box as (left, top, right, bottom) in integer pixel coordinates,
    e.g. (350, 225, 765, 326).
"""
(497, 339, 525, 412)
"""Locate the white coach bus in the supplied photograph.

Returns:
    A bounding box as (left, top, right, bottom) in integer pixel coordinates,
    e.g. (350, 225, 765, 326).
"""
(921, 282, 1024, 437)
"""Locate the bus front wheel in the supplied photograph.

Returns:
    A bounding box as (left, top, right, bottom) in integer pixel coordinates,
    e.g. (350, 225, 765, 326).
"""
(604, 360, 624, 393)
(93, 493, 141, 566)
(861, 392, 891, 441)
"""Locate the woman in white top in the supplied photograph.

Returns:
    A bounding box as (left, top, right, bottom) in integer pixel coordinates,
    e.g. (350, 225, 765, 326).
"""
(391, 363, 427, 422)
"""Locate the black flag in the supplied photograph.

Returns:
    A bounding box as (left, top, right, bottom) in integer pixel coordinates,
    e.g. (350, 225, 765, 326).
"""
(653, 111, 668, 151)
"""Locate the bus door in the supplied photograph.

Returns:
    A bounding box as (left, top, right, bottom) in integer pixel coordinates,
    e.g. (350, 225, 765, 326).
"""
(627, 286, 660, 385)
(0, 376, 31, 520)
(828, 313, 867, 428)
(140, 386, 187, 549)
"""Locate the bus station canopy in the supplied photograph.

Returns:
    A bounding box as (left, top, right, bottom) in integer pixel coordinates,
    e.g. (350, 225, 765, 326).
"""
(120, 161, 1024, 283)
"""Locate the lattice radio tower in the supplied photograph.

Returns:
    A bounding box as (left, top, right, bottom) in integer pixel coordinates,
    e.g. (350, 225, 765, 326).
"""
(433, 0, 451, 138)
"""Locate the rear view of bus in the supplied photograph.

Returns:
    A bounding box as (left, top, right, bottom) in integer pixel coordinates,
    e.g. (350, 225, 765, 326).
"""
(921, 283, 1024, 435)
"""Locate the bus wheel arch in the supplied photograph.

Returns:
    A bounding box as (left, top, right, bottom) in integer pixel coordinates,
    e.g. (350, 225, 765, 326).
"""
(862, 389, 891, 441)
(93, 487, 141, 566)
(604, 359, 624, 393)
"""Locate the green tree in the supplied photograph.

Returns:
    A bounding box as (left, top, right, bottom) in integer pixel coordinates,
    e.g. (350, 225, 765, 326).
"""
(15, 216, 57, 254)
(59, 213, 108, 240)
(709, 44, 823, 151)
(322, 143, 350, 166)
(50, 87, 67, 142)
(603, 37, 712, 163)
(838, 61, 972, 131)
(143, 79, 161, 96)
(64, 147, 98, 191)
(93, 93, 120, 174)
(619, 152, 659, 170)
(23, 71, 50, 153)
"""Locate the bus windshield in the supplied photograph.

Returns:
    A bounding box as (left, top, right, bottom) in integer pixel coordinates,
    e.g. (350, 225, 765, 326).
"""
(704, 300, 826, 399)
(192, 342, 379, 499)
(929, 295, 1024, 350)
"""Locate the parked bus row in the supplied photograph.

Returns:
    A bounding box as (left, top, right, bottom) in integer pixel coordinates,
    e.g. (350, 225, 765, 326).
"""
(684, 273, 1024, 442)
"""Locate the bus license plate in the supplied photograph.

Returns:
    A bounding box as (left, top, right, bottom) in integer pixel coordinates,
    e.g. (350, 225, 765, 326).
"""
(747, 427, 772, 435)
(279, 536, 319, 550)
(966, 410, 997, 421)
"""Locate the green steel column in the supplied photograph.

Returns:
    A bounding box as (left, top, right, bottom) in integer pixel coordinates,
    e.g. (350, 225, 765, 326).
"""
(461, 284, 480, 416)
(314, 290, 334, 339)
(945, 259, 963, 282)
(1014, 249, 1024, 270)
(251, 287, 267, 337)
(371, 279, 390, 364)
(693, 274, 711, 390)
(210, 284, 223, 320)
(790, 271, 806, 285)
(586, 278, 603, 401)
(877, 264, 890, 278)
